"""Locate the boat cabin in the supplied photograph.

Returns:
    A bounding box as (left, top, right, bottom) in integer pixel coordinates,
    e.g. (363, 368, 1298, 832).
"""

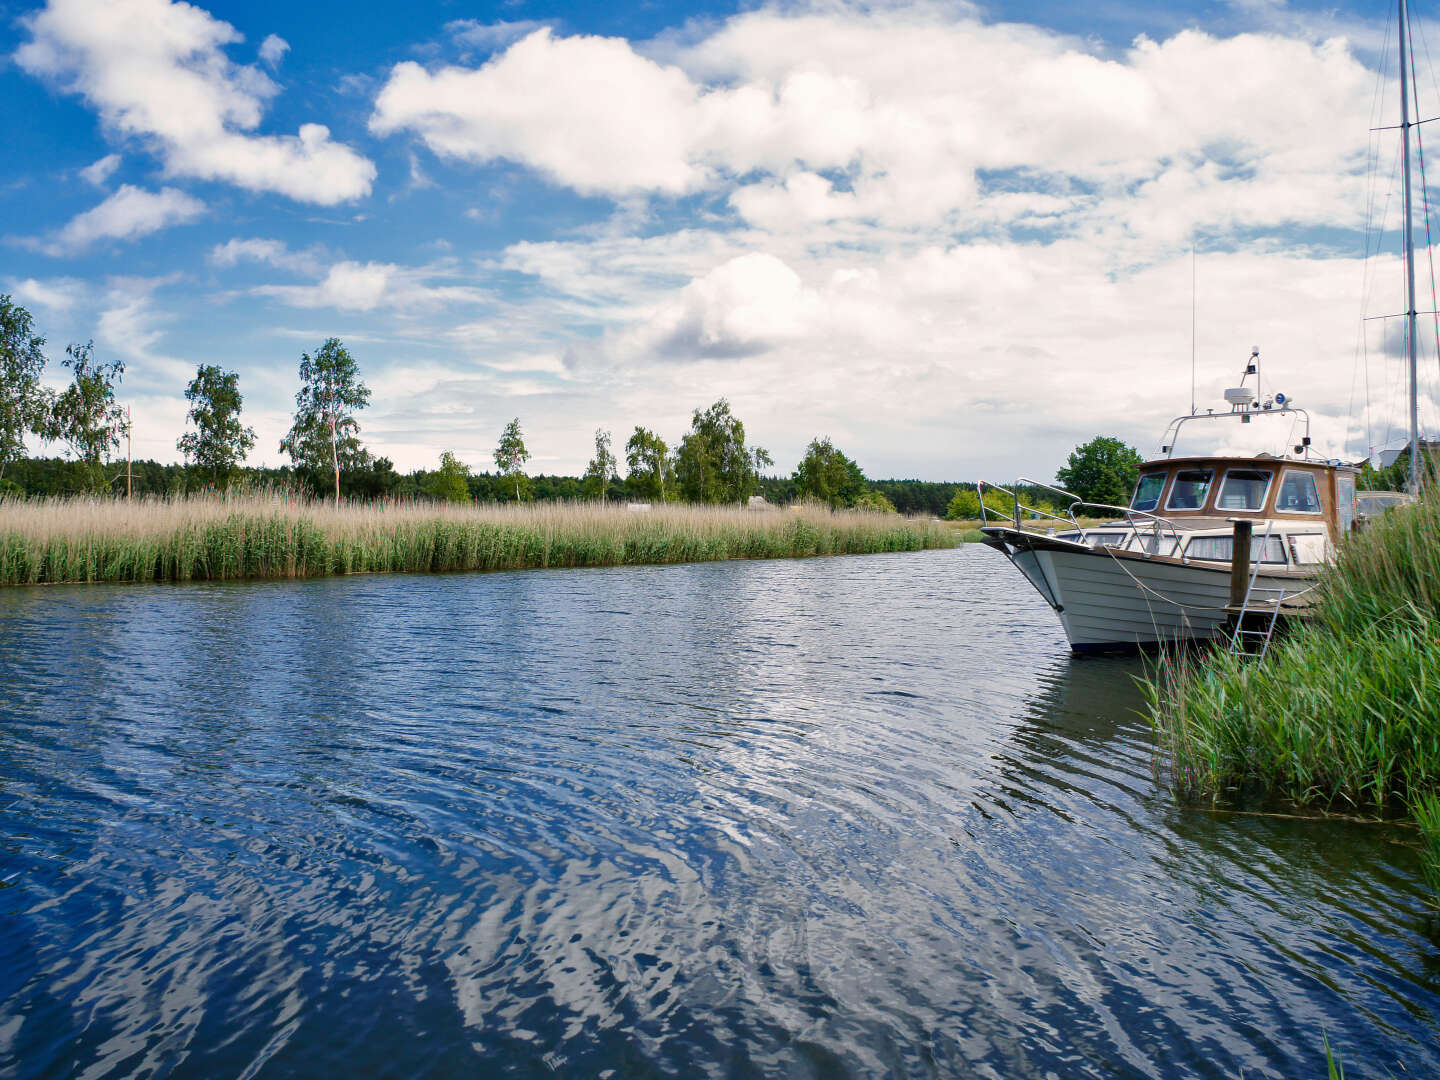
(1126, 456, 1357, 541)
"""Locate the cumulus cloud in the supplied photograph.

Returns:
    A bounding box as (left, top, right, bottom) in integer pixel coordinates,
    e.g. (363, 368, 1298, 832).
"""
(38, 184, 204, 254)
(371, 28, 702, 194)
(370, 12, 1371, 243)
(16, 0, 375, 204)
(621, 253, 822, 359)
(78, 152, 121, 186)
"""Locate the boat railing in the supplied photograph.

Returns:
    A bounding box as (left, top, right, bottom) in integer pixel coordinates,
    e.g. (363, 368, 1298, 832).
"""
(975, 480, 1078, 532)
(978, 479, 1187, 558)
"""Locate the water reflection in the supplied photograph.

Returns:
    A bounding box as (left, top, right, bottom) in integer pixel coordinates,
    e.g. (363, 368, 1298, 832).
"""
(0, 549, 1436, 1078)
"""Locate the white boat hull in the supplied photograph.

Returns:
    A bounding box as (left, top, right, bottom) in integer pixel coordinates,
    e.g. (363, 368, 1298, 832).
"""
(987, 529, 1308, 652)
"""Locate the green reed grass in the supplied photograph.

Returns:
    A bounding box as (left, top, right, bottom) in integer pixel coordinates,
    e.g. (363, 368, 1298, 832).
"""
(0, 493, 959, 586)
(1146, 492, 1440, 901)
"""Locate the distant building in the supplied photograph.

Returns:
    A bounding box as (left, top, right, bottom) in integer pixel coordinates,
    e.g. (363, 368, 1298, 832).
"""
(746, 495, 774, 510)
(1377, 437, 1440, 469)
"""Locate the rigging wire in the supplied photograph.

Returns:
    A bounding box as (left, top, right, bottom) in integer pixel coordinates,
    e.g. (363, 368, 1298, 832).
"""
(1356, 6, 1396, 461)
(1412, 7, 1440, 447)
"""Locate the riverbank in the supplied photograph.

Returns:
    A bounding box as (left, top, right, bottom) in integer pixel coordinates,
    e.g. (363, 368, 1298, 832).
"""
(0, 494, 963, 585)
(1147, 492, 1440, 901)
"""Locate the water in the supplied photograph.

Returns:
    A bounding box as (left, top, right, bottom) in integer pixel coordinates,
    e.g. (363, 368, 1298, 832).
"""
(1, 547, 1436, 1078)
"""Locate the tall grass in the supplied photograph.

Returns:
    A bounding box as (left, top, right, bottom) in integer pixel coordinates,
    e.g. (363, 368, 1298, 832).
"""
(0, 492, 959, 586)
(1146, 493, 1440, 901)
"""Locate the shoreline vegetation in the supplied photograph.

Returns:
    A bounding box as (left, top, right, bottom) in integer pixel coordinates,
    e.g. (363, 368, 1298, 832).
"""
(0, 493, 964, 587)
(1146, 491, 1440, 904)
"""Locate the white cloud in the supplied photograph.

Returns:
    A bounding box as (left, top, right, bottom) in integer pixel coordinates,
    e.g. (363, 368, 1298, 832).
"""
(40, 184, 204, 254)
(371, 28, 702, 194)
(78, 152, 121, 186)
(16, 0, 374, 205)
(258, 33, 288, 67)
(370, 12, 1372, 242)
(253, 259, 489, 312)
(445, 18, 550, 53)
(7, 276, 87, 312)
(620, 253, 822, 359)
(209, 237, 324, 275)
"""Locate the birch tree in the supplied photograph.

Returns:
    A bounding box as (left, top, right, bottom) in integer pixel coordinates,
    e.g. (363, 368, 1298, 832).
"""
(280, 338, 371, 500)
(583, 428, 618, 500)
(493, 418, 530, 501)
(0, 295, 51, 480)
(177, 364, 255, 488)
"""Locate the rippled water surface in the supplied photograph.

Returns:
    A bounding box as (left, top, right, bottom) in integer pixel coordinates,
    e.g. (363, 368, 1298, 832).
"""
(2, 547, 1437, 1078)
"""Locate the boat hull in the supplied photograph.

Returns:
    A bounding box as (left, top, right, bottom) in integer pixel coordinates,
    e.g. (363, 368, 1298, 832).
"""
(982, 527, 1310, 652)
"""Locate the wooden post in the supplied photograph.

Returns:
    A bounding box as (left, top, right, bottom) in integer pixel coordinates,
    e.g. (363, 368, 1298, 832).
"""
(1229, 519, 1253, 608)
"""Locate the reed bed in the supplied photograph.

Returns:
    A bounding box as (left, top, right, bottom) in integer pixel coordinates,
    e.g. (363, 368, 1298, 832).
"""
(0, 492, 959, 586)
(1146, 493, 1440, 899)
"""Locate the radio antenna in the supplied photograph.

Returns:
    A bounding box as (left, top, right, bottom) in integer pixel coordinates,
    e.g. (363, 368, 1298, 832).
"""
(1190, 244, 1197, 415)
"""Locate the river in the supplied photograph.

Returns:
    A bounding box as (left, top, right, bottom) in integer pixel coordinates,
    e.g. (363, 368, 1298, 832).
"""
(1, 546, 1436, 1077)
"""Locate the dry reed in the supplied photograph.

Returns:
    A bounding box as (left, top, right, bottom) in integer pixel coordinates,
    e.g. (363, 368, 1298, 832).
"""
(0, 492, 959, 585)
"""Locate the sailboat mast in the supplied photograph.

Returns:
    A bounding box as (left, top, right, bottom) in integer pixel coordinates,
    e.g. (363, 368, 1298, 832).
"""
(1400, 0, 1421, 493)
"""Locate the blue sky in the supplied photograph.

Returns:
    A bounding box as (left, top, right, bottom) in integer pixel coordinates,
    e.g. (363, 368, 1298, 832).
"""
(2, 0, 1437, 481)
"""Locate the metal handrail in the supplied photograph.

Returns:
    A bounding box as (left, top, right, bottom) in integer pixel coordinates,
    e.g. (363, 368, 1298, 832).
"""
(978, 478, 1187, 558)
(975, 479, 1079, 531)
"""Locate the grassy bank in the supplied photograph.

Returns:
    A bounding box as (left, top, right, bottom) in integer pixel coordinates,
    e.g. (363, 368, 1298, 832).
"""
(1147, 493, 1440, 901)
(0, 494, 961, 586)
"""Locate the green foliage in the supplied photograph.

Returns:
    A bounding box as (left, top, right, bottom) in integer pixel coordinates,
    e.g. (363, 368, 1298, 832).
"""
(177, 364, 255, 488)
(945, 489, 980, 520)
(280, 338, 371, 501)
(853, 489, 897, 513)
(425, 451, 472, 503)
(493, 418, 530, 500)
(793, 436, 867, 507)
(1055, 435, 1144, 506)
(0, 295, 51, 479)
(583, 428, 619, 500)
(944, 487, 1020, 521)
(625, 426, 671, 501)
(1359, 447, 1440, 492)
(675, 399, 771, 504)
(1148, 492, 1440, 866)
(49, 341, 126, 493)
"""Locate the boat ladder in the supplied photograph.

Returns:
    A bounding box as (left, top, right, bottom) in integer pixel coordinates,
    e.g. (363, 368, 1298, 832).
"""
(1228, 522, 1286, 660)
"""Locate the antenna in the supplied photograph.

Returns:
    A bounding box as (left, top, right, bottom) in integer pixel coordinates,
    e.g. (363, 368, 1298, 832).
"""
(1191, 244, 1197, 415)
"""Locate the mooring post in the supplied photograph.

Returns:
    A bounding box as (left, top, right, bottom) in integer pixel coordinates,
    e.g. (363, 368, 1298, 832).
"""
(1229, 519, 1253, 609)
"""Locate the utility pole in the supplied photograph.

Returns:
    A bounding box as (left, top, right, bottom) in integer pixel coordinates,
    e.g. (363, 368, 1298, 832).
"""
(125, 404, 133, 499)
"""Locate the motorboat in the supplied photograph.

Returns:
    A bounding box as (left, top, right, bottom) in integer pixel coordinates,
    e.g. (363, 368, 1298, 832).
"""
(979, 351, 1358, 652)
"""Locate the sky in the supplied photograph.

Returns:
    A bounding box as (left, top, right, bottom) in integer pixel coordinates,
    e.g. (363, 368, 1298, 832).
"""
(3, 0, 1440, 482)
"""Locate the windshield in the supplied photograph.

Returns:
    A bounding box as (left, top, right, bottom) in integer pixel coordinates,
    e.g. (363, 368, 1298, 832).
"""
(1276, 470, 1321, 514)
(1217, 468, 1274, 511)
(1165, 468, 1213, 511)
(1130, 472, 1166, 512)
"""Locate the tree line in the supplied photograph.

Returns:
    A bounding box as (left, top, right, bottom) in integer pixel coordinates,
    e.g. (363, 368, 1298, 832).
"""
(0, 296, 922, 508)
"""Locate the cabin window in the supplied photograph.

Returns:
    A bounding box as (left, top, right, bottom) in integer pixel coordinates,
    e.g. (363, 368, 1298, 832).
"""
(1183, 534, 1287, 563)
(1165, 468, 1213, 511)
(1276, 470, 1322, 514)
(1216, 468, 1274, 511)
(1130, 472, 1166, 512)
(1337, 473, 1357, 531)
